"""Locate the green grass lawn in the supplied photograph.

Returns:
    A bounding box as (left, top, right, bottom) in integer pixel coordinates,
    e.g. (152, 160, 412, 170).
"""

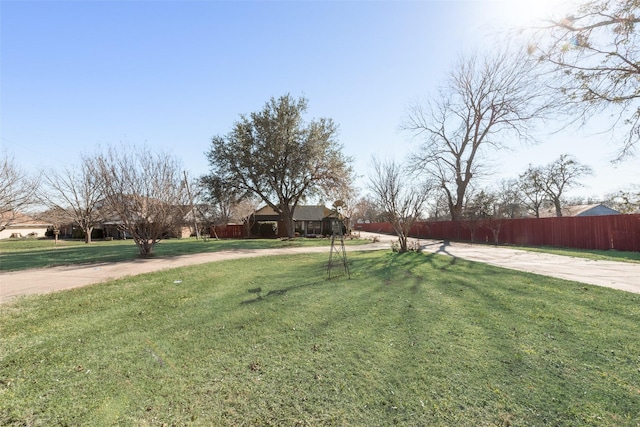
(1, 250, 638, 426)
(0, 237, 370, 271)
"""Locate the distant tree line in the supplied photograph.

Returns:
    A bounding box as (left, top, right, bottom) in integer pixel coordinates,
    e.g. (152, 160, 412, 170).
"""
(1, 145, 259, 257)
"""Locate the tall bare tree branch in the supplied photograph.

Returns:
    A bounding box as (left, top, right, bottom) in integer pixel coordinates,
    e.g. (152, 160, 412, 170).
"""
(95, 145, 189, 257)
(39, 156, 104, 243)
(368, 157, 433, 253)
(405, 47, 559, 220)
(531, 0, 640, 160)
(0, 151, 40, 231)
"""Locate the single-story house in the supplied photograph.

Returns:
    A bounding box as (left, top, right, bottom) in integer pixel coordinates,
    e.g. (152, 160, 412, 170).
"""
(539, 204, 621, 218)
(251, 205, 346, 238)
(0, 212, 52, 239)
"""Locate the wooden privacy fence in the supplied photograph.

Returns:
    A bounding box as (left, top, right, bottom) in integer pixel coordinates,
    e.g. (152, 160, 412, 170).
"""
(209, 224, 244, 239)
(355, 214, 640, 252)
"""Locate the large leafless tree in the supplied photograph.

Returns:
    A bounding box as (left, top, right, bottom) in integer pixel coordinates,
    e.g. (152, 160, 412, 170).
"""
(206, 94, 354, 238)
(404, 47, 559, 221)
(351, 196, 386, 224)
(605, 185, 640, 213)
(532, 0, 640, 159)
(539, 154, 593, 217)
(368, 157, 433, 253)
(0, 151, 40, 231)
(95, 145, 189, 257)
(39, 157, 104, 243)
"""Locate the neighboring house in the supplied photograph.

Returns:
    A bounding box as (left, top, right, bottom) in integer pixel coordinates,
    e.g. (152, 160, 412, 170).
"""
(0, 212, 52, 239)
(95, 197, 193, 239)
(539, 204, 621, 218)
(251, 205, 346, 237)
(99, 219, 190, 240)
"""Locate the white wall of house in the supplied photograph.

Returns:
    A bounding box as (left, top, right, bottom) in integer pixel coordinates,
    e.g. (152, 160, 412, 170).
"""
(0, 225, 49, 239)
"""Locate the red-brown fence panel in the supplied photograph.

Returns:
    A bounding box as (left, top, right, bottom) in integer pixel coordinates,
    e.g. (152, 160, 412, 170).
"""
(355, 214, 640, 252)
(210, 224, 244, 238)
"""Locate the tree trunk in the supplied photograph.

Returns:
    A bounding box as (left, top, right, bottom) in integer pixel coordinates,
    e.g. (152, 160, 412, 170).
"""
(284, 217, 295, 238)
(451, 180, 468, 221)
(492, 225, 501, 246)
(280, 205, 296, 238)
(84, 227, 93, 244)
(398, 233, 408, 253)
(554, 200, 563, 217)
(451, 204, 463, 222)
(243, 217, 254, 238)
(136, 239, 154, 257)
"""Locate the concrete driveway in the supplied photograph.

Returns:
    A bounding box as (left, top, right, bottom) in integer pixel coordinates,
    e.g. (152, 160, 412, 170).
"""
(359, 232, 640, 294)
(1, 233, 638, 303)
(418, 239, 640, 294)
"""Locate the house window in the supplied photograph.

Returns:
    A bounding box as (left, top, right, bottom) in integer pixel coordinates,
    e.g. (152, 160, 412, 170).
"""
(307, 221, 321, 235)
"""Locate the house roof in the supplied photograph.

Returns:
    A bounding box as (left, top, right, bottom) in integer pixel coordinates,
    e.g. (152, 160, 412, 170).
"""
(539, 204, 620, 218)
(292, 205, 332, 221)
(0, 211, 52, 227)
(253, 205, 334, 221)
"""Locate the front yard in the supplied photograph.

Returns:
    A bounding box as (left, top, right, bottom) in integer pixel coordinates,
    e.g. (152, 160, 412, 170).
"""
(1, 250, 638, 425)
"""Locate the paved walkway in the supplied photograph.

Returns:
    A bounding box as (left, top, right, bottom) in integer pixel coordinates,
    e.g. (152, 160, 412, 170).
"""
(1, 233, 639, 303)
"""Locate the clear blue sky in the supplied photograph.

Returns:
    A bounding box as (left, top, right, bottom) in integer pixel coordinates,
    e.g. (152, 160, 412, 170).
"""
(1, 0, 638, 201)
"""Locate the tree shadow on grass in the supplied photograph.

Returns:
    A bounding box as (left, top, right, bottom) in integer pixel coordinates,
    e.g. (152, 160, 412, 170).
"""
(422, 240, 459, 270)
(240, 279, 328, 305)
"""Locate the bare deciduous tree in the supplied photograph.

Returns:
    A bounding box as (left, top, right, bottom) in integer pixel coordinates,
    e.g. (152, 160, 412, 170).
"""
(427, 192, 452, 221)
(351, 196, 386, 224)
(540, 154, 593, 217)
(39, 157, 103, 243)
(532, 0, 640, 159)
(95, 145, 189, 257)
(405, 47, 559, 221)
(0, 151, 40, 231)
(234, 198, 259, 237)
(605, 185, 640, 213)
(35, 206, 70, 243)
(368, 157, 433, 253)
